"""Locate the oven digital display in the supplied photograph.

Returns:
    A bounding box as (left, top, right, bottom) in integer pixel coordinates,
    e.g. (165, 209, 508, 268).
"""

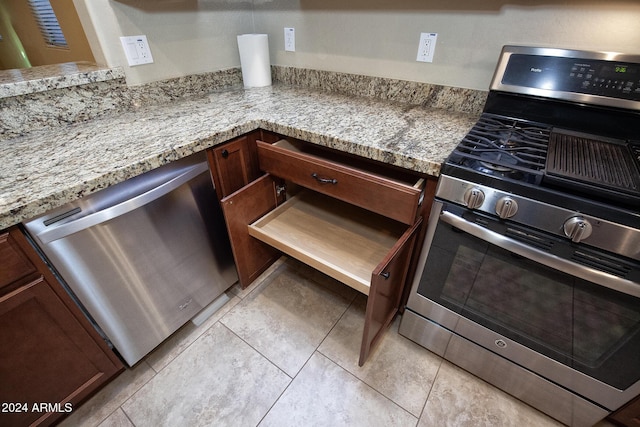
(502, 54, 640, 101)
(603, 64, 637, 75)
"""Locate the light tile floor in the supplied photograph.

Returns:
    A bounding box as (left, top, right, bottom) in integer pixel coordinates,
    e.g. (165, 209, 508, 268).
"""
(60, 257, 614, 427)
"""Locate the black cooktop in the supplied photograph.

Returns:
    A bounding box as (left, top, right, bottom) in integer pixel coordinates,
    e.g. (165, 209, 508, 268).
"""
(447, 113, 550, 185)
(444, 46, 640, 215)
(443, 115, 640, 231)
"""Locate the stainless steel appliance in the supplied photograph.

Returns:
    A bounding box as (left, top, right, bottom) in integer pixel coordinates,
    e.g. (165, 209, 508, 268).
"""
(24, 152, 238, 366)
(399, 46, 640, 427)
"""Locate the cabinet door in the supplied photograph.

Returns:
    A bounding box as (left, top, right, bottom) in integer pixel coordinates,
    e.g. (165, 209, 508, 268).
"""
(360, 217, 422, 366)
(221, 174, 284, 288)
(0, 231, 36, 292)
(0, 277, 121, 426)
(208, 133, 261, 199)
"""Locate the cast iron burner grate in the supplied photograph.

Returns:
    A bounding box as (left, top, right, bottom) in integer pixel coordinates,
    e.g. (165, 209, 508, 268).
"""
(546, 129, 640, 198)
(455, 113, 550, 174)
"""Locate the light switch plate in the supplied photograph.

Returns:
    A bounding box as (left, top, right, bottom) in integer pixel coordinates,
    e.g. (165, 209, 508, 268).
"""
(120, 35, 154, 66)
(284, 27, 295, 52)
(416, 33, 437, 63)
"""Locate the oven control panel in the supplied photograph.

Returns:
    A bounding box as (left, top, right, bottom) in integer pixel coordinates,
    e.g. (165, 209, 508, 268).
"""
(436, 175, 640, 261)
(490, 46, 640, 110)
(502, 54, 640, 101)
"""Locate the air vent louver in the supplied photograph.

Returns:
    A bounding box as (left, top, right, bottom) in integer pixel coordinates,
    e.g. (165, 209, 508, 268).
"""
(572, 250, 632, 279)
(506, 227, 554, 251)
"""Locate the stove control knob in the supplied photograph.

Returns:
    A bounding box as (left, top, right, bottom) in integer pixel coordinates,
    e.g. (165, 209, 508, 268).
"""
(563, 216, 593, 243)
(463, 187, 485, 209)
(495, 197, 518, 219)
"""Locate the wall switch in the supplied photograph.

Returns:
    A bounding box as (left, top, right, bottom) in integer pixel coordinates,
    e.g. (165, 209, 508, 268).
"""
(416, 33, 437, 63)
(120, 35, 154, 66)
(284, 27, 295, 52)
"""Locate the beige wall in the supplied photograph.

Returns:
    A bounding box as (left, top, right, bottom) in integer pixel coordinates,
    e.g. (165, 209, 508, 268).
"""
(76, 0, 254, 86)
(77, 0, 640, 89)
(255, 0, 640, 90)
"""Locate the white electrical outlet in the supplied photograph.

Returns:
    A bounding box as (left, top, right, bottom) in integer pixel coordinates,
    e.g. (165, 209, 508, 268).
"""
(416, 33, 437, 63)
(120, 35, 154, 66)
(284, 27, 295, 52)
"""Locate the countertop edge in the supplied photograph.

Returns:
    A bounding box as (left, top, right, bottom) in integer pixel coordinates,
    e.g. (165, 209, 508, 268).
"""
(0, 64, 125, 99)
(1, 117, 444, 231)
(1, 82, 477, 230)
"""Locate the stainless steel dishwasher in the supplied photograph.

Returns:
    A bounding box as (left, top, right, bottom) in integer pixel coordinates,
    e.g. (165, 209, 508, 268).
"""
(23, 152, 238, 366)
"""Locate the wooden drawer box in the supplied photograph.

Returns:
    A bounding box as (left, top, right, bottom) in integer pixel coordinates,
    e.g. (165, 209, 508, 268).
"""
(249, 190, 419, 296)
(257, 140, 424, 225)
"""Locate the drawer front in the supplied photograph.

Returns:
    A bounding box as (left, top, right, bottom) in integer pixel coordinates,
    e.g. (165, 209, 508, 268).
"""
(257, 141, 421, 225)
(0, 230, 37, 290)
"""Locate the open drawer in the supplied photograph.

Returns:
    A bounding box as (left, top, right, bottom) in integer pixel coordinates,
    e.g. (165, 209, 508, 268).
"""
(257, 139, 425, 225)
(248, 188, 421, 365)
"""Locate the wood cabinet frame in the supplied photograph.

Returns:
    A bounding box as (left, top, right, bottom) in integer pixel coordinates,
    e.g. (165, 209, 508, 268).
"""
(608, 394, 640, 427)
(208, 130, 435, 365)
(207, 130, 280, 199)
(0, 227, 123, 426)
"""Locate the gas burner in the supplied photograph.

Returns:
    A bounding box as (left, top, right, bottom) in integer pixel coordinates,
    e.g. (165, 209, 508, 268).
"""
(479, 162, 514, 173)
(479, 151, 518, 172)
(451, 113, 551, 179)
(464, 159, 526, 182)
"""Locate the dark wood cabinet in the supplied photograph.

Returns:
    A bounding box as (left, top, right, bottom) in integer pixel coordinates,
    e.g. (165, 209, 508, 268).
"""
(609, 395, 640, 427)
(220, 174, 284, 288)
(0, 231, 37, 291)
(0, 227, 123, 427)
(208, 132, 433, 365)
(207, 130, 280, 199)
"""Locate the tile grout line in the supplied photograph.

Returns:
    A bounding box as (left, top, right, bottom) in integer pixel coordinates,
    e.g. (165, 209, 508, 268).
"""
(315, 349, 419, 424)
(217, 321, 296, 427)
(229, 260, 358, 427)
(97, 256, 425, 426)
(111, 288, 243, 426)
(413, 349, 447, 424)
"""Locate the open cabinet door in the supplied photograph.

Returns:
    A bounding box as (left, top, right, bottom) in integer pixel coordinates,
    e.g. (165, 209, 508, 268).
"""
(359, 217, 422, 366)
(221, 174, 284, 288)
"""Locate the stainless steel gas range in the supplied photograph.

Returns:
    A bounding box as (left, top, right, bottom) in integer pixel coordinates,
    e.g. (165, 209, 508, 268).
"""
(399, 46, 640, 427)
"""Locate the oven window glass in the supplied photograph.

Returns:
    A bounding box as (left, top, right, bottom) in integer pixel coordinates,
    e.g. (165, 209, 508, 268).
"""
(418, 219, 640, 390)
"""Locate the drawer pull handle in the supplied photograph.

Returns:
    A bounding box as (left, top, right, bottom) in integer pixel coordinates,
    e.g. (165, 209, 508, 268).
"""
(311, 173, 337, 185)
(380, 272, 390, 280)
(221, 149, 229, 159)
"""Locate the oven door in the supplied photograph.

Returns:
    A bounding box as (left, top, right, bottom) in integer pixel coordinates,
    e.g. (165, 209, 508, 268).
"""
(404, 200, 640, 412)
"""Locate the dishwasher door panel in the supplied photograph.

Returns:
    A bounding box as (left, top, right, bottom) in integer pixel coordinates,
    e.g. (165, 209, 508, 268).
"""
(24, 155, 237, 366)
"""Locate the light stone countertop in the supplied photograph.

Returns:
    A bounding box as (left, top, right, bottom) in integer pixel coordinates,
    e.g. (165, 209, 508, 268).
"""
(0, 84, 478, 229)
(0, 63, 125, 99)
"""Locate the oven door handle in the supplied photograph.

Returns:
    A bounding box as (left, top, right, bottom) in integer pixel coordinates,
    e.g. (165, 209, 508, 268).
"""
(440, 210, 640, 299)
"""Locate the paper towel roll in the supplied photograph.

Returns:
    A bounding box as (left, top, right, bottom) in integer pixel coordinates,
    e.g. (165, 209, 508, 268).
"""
(237, 34, 272, 88)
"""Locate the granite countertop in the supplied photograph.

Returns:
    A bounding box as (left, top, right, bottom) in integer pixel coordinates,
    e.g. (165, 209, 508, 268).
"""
(0, 62, 125, 99)
(0, 83, 478, 230)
